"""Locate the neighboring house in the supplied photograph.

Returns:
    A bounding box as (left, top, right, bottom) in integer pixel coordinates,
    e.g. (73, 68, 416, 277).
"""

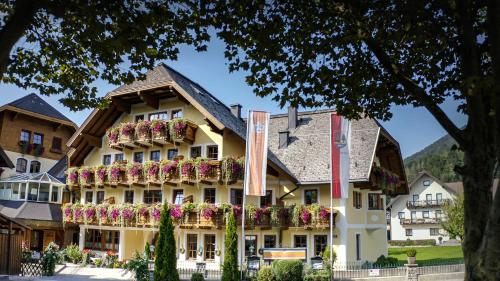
(0, 94, 78, 252)
(63, 64, 408, 264)
(387, 171, 459, 243)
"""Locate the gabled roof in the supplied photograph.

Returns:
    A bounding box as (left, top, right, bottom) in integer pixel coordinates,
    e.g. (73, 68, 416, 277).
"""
(48, 156, 67, 183)
(68, 64, 294, 180)
(0, 93, 77, 129)
(0, 145, 14, 168)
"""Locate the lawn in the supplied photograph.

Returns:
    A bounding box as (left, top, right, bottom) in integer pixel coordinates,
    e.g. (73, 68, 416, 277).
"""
(388, 246, 464, 265)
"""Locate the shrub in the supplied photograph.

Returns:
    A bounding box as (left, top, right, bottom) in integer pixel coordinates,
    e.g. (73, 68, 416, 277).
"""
(221, 212, 239, 281)
(124, 252, 149, 281)
(154, 204, 179, 281)
(144, 242, 152, 260)
(191, 272, 205, 281)
(94, 258, 103, 267)
(388, 239, 436, 247)
(65, 244, 83, 264)
(303, 270, 330, 281)
(374, 255, 400, 267)
(41, 242, 59, 276)
(272, 260, 303, 281)
(406, 248, 417, 257)
(257, 266, 275, 281)
(322, 246, 336, 264)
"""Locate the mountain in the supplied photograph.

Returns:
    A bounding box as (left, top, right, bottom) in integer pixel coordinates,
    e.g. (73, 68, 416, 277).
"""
(404, 133, 464, 183)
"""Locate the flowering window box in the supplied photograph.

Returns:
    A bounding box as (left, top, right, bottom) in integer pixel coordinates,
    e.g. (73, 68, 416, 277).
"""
(135, 120, 152, 146)
(179, 160, 196, 182)
(79, 167, 95, 186)
(144, 161, 160, 183)
(150, 120, 171, 144)
(160, 160, 179, 182)
(108, 163, 127, 185)
(221, 156, 245, 184)
(67, 168, 79, 187)
(106, 127, 120, 148)
(118, 122, 136, 146)
(127, 162, 144, 184)
(195, 159, 221, 183)
(94, 165, 108, 186)
(169, 119, 198, 144)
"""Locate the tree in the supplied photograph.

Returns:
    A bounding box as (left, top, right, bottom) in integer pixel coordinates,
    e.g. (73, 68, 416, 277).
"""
(221, 211, 238, 281)
(442, 195, 465, 241)
(154, 204, 179, 281)
(192, 2, 500, 280)
(0, 0, 208, 110)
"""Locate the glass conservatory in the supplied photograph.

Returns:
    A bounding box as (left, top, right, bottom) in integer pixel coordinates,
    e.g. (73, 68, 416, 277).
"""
(0, 172, 64, 203)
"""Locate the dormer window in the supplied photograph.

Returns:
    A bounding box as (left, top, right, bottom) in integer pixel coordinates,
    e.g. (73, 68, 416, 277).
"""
(16, 158, 27, 173)
(30, 161, 41, 173)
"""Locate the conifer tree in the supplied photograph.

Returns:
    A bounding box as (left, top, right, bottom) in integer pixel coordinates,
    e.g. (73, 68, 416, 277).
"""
(221, 211, 239, 281)
(154, 204, 179, 281)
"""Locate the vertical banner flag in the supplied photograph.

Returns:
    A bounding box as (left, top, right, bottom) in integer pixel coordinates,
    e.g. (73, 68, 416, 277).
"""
(331, 113, 351, 198)
(244, 110, 270, 196)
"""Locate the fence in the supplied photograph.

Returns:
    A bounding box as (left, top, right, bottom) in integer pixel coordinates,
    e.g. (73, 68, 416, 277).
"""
(20, 259, 43, 277)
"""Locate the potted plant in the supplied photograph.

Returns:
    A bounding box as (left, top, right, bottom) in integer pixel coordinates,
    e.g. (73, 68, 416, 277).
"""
(179, 159, 196, 181)
(151, 119, 168, 140)
(127, 162, 143, 183)
(95, 165, 108, 185)
(221, 156, 244, 183)
(160, 159, 178, 182)
(135, 120, 151, 141)
(144, 161, 159, 182)
(67, 168, 79, 186)
(108, 162, 124, 184)
(106, 127, 120, 146)
(78, 167, 94, 186)
(406, 248, 417, 264)
(119, 122, 135, 143)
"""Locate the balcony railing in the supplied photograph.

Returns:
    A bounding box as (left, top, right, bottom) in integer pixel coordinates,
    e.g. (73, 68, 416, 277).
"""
(106, 118, 198, 150)
(406, 199, 451, 209)
(66, 156, 245, 188)
(62, 203, 334, 230)
(400, 218, 442, 225)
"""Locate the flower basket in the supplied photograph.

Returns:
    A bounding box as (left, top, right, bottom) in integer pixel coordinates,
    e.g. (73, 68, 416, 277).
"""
(63, 204, 73, 223)
(137, 205, 149, 225)
(135, 120, 151, 142)
(72, 205, 84, 224)
(221, 156, 245, 183)
(149, 204, 162, 225)
(109, 207, 121, 225)
(106, 127, 120, 147)
(181, 203, 196, 224)
(151, 119, 169, 141)
(160, 160, 179, 182)
(143, 161, 160, 183)
(170, 205, 183, 224)
(78, 167, 94, 186)
(67, 168, 79, 186)
(169, 118, 197, 143)
(96, 205, 109, 225)
(119, 122, 135, 143)
(121, 204, 135, 226)
(83, 204, 96, 225)
(179, 160, 196, 181)
(127, 162, 144, 183)
(94, 165, 108, 185)
(196, 159, 221, 181)
(108, 162, 126, 184)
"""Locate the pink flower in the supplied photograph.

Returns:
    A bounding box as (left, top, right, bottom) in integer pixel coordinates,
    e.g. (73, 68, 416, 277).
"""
(148, 165, 158, 176)
(98, 207, 108, 218)
(122, 208, 134, 220)
(201, 207, 214, 220)
(232, 205, 242, 217)
(319, 208, 329, 220)
(97, 168, 107, 181)
(301, 210, 311, 224)
(110, 167, 120, 180)
(74, 208, 83, 220)
(151, 207, 161, 221)
(173, 122, 186, 134)
(64, 207, 72, 218)
(111, 209, 120, 220)
(255, 208, 263, 223)
(68, 172, 78, 183)
(170, 205, 183, 219)
(81, 170, 90, 180)
(181, 162, 194, 176)
(84, 208, 95, 219)
(198, 162, 211, 178)
(139, 207, 149, 217)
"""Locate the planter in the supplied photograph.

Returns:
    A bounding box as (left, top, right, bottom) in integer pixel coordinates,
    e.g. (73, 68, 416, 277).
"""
(407, 257, 416, 264)
(169, 119, 198, 143)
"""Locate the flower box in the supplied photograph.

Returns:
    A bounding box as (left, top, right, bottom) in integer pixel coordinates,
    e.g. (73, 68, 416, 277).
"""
(169, 119, 197, 144)
(143, 161, 160, 183)
(221, 156, 245, 183)
(160, 160, 179, 182)
(119, 122, 135, 144)
(94, 165, 108, 186)
(135, 120, 152, 145)
(67, 168, 79, 187)
(179, 160, 196, 181)
(196, 159, 221, 182)
(78, 167, 95, 186)
(108, 163, 127, 184)
(107, 127, 120, 147)
(151, 120, 170, 144)
(127, 162, 144, 184)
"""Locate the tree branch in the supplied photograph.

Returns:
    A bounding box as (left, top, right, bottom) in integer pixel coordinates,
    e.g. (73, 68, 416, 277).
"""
(0, 0, 42, 77)
(362, 37, 467, 147)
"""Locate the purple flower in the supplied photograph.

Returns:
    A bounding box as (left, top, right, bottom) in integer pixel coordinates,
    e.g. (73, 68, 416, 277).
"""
(81, 170, 90, 180)
(173, 122, 186, 134)
(97, 169, 107, 181)
(152, 123, 163, 133)
(85, 208, 95, 219)
(111, 208, 120, 220)
(148, 166, 158, 176)
(64, 208, 72, 218)
(68, 172, 78, 183)
(151, 207, 161, 221)
(74, 208, 83, 219)
(301, 210, 311, 224)
(98, 207, 108, 218)
(122, 208, 134, 220)
(255, 209, 263, 223)
(121, 123, 135, 137)
(181, 162, 194, 177)
(139, 207, 148, 217)
(198, 162, 211, 178)
(201, 208, 214, 220)
(110, 167, 120, 180)
(232, 205, 242, 218)
(170, 205, 183, 219)
(319, 208, 329, 220)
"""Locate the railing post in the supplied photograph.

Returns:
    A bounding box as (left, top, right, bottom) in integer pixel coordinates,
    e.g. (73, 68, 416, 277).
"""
(405, 263, 419, 281)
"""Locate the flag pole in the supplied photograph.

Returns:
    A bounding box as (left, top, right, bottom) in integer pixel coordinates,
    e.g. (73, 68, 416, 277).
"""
(241, 109, 251, 281)
(329, 113, 334, 279)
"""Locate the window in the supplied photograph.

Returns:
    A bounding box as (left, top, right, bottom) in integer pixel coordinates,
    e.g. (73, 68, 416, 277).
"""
(264, 235, 276, 248)
(294, 235, 307, 248)
(124, 190, 134, 204)
(12, 183, 19, 199)
(260, 190, 273, 207)
(144, 190, 162, 204)
(304, 189, 318, 204)
(33, 133, 43, 145)
(51, 186, 59, 202)
(150, 150, 161, 162)
(430, 228, 440, 236)
(171, 109, 183, 119)
(230, 188, 243, 205)
(190, 146, 202, 159)
(149, 111, 169, 121)
(422, 211, 429, 218)
(411, 211, 417, 222)
(245, 235, 257, 256)
(355, 234, 361, 261)
(38, 183, 50, 202)
(27, 182, 38, 201)
(96, 191, 105, 204)
(51, 137, 62, 152)
(85, 191, 93, 203)
(206, 145, 219, 160)
(368, 193, 383, 210)
(173, 189, 184, 204)
(406, 229, 413, 236)
(103, 154, 112, 165)
(436, 193, 443, 203)
(435, 210, 442, 219)
(426, 194, 432, 202)
(314, 235, 328, 256)
(134, 115, 145, 122)
(398, 212, 405, 219)
(167, 149, 178, 160)
(204, 234, 216, 260)
(20, 130, 30, 142)
(20, 184, 26, 200)
(16, 158, 27, 173)
(30, 230, 43, 251)
(353, 191, 362, 209)
(85, 230, 119, 251)
(186, 234, 197, 259)
(133, 152, 144, 163)
(29, 161, 41, 173)
(423, 180, 431, 186)
(204, 188, 216, 204)
(115, 153, 124, 162)
(412, 194, 419, 202)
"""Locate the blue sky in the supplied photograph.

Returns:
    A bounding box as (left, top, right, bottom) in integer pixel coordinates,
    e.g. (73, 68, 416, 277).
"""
(0, 38, 467, 158)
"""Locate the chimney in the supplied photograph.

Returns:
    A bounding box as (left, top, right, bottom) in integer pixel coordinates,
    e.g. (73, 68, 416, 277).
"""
(230, 104, 242, 119)
(279, 131, 289, 149)
(288, 106, 298, 129)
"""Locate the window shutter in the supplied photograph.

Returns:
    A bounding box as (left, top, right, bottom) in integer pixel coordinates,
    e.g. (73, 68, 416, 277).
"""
(359, 192, 362, 208)
(353, 191, 356, 208)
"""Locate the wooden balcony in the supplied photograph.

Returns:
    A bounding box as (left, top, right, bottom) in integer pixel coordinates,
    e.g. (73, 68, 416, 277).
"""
(400, 218, 442, 225)
(406, 199, 451, 209)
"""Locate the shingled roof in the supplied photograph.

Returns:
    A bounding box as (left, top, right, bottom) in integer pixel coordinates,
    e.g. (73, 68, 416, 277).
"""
(5, 93, 72, 122)
(267, 110, 393, 184)
(0, 200, 62, 222)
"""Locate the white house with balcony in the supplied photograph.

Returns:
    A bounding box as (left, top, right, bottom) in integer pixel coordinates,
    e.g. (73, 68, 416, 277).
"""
(387, 171, 459, 243)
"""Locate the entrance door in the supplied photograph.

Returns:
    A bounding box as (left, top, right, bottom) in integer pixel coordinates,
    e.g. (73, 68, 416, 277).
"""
(30, 230, 43, 252)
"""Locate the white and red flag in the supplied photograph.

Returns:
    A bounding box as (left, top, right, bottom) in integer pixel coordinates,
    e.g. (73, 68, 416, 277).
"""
(244, 110, 270, 196)
(331, 113, 351, 198)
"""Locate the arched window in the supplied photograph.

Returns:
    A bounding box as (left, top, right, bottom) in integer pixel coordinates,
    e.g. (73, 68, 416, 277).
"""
(16, 158, 27, 173)
(30, 161, 41, 173)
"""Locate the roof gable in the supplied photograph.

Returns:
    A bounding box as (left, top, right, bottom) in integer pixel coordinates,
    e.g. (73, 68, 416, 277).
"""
(5, 93, 72, 122)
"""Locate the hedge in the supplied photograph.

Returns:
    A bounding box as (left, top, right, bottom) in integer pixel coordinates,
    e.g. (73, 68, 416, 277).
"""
(388, 239, 436, 247)
(272, 260, 303, 281)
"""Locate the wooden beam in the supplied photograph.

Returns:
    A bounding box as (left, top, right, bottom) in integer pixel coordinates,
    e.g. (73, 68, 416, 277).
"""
(80, 133, 102, 148)
(138, 91, 159, 109)
(204, 118, 223, 135)
(112, 97, 131, 113)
